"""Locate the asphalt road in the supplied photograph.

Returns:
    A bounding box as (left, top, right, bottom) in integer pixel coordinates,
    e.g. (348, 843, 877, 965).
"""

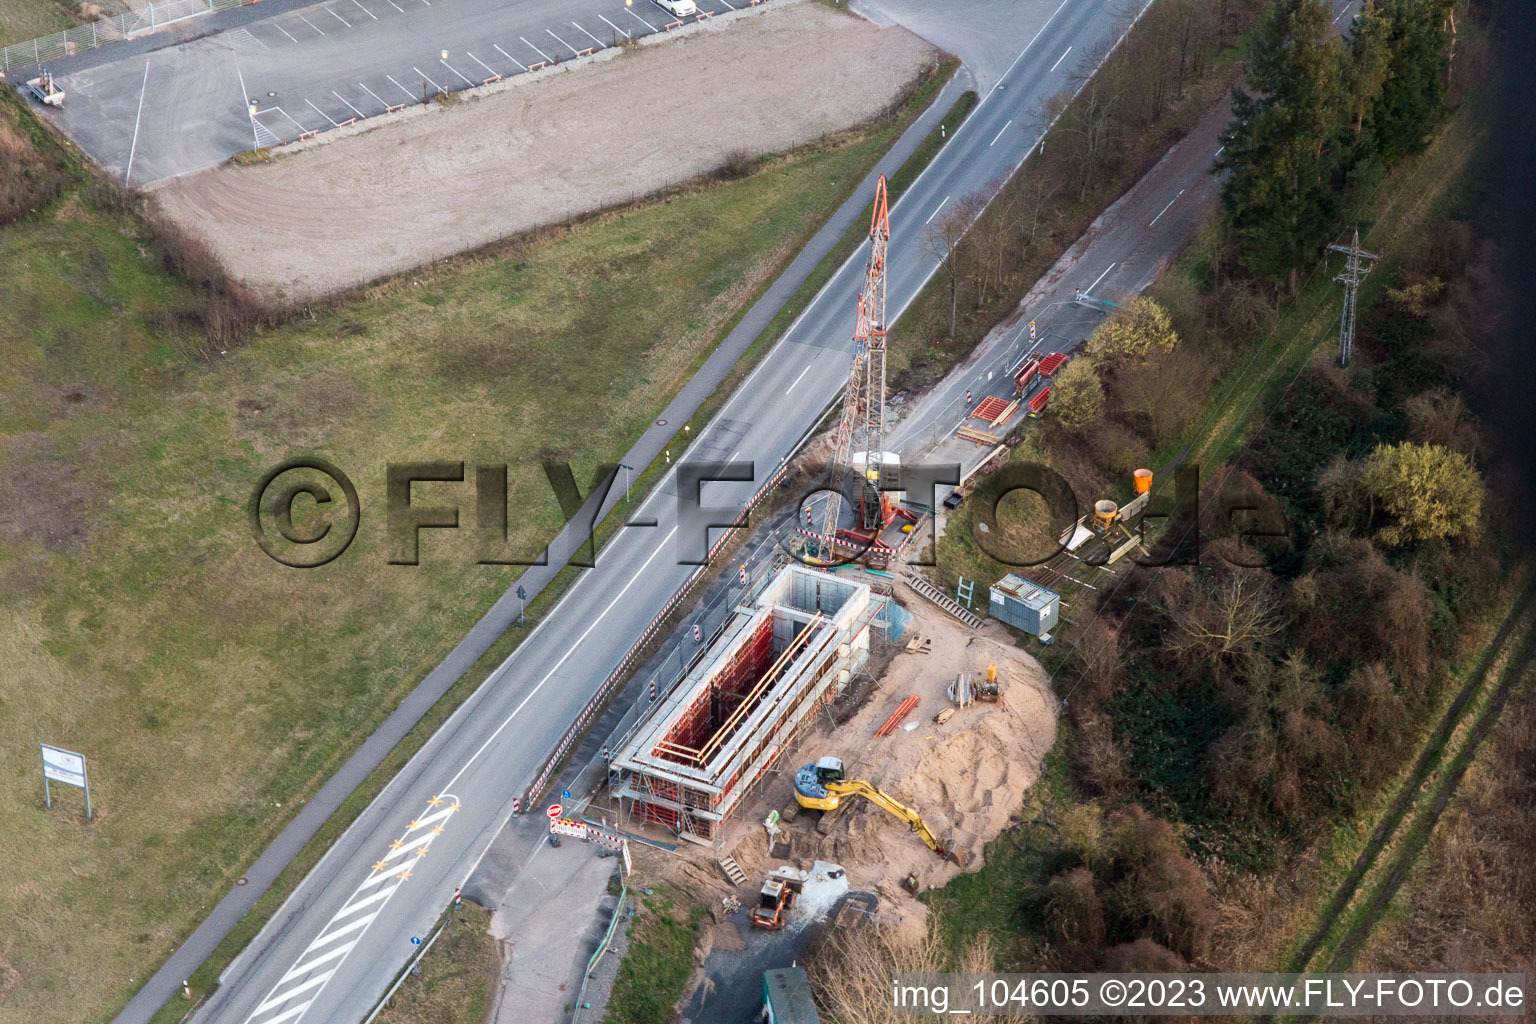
(110, 4, 1150, 1024)
(40, 0, 754, 184)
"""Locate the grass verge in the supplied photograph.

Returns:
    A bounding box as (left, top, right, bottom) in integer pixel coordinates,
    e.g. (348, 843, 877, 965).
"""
(601, 885, 702, 1024)
(373, 902, 498, 1024)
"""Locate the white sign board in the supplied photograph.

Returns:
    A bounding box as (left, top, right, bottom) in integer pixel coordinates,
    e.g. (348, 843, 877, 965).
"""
(40, 743, 91, 818)
(41, 745, 86, 787)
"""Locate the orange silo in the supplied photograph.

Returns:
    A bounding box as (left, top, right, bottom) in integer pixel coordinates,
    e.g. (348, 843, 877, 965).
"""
(1134, 468, 1153, 494)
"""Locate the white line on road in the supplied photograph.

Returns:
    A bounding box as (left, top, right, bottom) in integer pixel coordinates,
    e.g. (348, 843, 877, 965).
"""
(785, 363, 812, 394)
(598, 13, 630, 38)
(1148, 188, 1185, 227)
(412, 66, 446, 93)
(325, 6, 350, 27)
(385, 73, 416, 100)
(465, 51, 499, 77)
(350, 0, 377, 18)
(358, 80, 390, 107)
(383, 0, 403, 11)
(125, 59, 150, 186)
(493, 43, 528, 70)
(521, 34, 554, 63)
(1214, 144, 1225, 158)
(1084, 262, 1116, 294)
(273, 21, 299, 42)
(1333, 0, 1354, 24)
(925, 195, 950, 225)
(1049, 45, 1072, 72)
(718, 0, 736, 8)
(546, 27, 578, 55)
(989, 118, 1013, 146)
(441, 58, 475, 87)
(332, 89, 365, 118)
(296, 13, 325, 34)
(440, 523, 680, 794)
(572, 20, 606, 48)
(625, 5, 656, 32)
(305, 98, 339, 126)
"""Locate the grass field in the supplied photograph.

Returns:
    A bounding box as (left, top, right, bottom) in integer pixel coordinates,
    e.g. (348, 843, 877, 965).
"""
(0, 57, 950, 1024)
(0, 0, 71, 48)
(602, 886, 702, 1024)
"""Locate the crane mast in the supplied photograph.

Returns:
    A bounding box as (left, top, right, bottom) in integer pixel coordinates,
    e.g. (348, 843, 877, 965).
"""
(819, 176, 892, 554)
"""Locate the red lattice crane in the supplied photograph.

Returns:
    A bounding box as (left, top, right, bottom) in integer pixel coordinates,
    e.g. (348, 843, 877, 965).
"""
(818, 175, 891, 554)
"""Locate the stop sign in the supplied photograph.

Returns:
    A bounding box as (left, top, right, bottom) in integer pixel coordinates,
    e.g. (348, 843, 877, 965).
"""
(546, 804, 562, 819)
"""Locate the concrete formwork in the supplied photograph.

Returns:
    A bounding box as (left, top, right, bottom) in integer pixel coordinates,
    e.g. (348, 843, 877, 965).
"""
(611, 565, 879, 845)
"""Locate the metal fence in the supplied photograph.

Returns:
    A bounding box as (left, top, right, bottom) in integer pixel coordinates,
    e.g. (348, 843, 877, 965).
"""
(1, 0, 252, 75)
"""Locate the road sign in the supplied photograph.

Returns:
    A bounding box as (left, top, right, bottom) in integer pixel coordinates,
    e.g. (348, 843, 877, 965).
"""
(561, 789, 571, 800)
(410, 936, 421, 946)
(40, 743, 91, 818)
(547, 803, 562, 819)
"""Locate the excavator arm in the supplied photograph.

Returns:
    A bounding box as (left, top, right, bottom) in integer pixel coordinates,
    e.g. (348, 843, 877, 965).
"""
(830, 779, 947, 856)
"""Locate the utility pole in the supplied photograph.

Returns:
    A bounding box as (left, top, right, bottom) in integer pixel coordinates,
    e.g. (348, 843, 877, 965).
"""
(1327, 227, 1378, 367)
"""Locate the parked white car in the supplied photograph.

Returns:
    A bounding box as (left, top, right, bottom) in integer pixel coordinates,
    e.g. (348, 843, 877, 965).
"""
(654, 0, 698, 16)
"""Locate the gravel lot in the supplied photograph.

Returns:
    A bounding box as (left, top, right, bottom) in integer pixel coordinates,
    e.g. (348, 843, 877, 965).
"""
(152, 0, 935, 299)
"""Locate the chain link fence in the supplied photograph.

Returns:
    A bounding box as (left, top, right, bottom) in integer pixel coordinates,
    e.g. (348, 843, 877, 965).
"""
(2, 0, 252, 75)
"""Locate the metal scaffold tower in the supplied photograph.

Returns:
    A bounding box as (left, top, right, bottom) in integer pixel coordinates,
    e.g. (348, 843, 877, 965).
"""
(820, 175, 892, 550)
(1328, 227, 1379, 367)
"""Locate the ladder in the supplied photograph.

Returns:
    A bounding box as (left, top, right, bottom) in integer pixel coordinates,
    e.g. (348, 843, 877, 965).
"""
(902, 572, 983, 629)
(717, 855, 748, 887)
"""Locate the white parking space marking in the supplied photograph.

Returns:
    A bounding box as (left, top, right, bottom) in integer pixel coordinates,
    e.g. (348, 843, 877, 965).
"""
(1147, 188, 1185, 227)
(718, 0, 736, 9)
(466, 51, 500, 78)
(521, 34, 554, 62)
(598, 13, 630, 38)
(625, 5, 657, 32)
(572, 20, 605, 48)
(989, 118, 1013, 146)
(273, 22, 299, 43)
(493, 43, 528, 70)
(925, 194, 949, 224)
(441, 58, 475, 86)
(385, 73, 416, 100)
(1049, 45, 1071, 72)
(305, 98, 340, 126)
(412, 66, 446, 93)
(296, 13, 325, 35)
(358, 81, 390, 107)
(274, 107, 309, 134)
(125, 59, 150, 187)
(332, 89, 365, 118)
(350, 0, 377, 19)
(546, 27, 579, 55)
(325, 7, 350, 27)
(383, 0, 403, 10)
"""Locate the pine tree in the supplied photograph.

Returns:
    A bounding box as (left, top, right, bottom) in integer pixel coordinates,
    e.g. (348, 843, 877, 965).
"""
(1364, 0, 1454, 166)
(1215, 0, 1349, 289)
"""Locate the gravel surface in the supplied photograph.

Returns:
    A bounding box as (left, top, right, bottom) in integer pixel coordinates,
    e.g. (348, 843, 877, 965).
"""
(151, 0, 935, 299)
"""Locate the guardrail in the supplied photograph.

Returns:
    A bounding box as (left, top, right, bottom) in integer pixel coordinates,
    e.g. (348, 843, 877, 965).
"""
(1, 0, 255, 74)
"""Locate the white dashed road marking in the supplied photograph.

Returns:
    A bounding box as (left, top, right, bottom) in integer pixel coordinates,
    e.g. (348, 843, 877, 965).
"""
(990, 118, 1012, 145)
(1148, 188, 1185, 227)
(1049, 45, 1071, 72)
(925, 195, 949, 225)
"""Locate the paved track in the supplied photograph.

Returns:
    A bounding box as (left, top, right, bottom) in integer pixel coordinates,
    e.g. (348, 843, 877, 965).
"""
(139, 3, 1147, 1023)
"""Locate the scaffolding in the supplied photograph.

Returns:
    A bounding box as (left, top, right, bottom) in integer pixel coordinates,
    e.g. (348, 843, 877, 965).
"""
(610, 566, 879, 845)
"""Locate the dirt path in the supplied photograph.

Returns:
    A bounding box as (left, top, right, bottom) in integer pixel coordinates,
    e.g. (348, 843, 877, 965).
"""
(151, 0, 935, 300)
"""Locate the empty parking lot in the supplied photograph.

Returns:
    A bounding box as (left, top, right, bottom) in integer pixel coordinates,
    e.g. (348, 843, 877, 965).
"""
(42, 0, 763, 183)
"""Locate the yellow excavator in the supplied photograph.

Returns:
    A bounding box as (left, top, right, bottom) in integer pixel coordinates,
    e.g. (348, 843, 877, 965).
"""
(793, 756, 947, 857)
